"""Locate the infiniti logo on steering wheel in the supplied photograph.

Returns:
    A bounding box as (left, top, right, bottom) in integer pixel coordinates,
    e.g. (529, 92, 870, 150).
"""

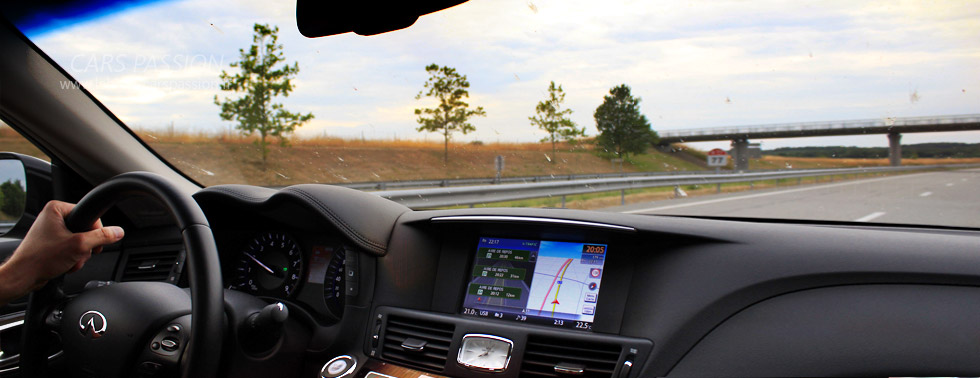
(79, 311, 107, 338)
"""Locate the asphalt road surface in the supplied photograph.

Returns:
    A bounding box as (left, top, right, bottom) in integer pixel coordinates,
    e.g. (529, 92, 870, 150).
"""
(604, 168, 980, 228)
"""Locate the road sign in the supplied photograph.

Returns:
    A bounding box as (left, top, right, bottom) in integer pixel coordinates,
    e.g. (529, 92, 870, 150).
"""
(707, 148, 728, 167)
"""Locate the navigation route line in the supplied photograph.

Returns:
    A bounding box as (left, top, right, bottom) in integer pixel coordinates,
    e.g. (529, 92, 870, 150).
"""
(538, 258, 573, 314)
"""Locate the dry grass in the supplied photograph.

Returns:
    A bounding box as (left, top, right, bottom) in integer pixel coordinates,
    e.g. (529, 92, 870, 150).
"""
(131, 127, 692, 186)
(147, 141, 679, 186)
(134, 127, 569, 151)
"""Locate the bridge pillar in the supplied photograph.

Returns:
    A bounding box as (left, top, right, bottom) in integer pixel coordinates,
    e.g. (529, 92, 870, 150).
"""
(887, 132, 902, 166)
(731, 138, 750, 171)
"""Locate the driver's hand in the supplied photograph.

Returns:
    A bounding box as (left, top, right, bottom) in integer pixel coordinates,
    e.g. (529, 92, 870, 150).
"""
(0, 200, 124, 303)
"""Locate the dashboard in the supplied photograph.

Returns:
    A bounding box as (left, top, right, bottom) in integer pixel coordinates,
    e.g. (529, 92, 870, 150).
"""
(189, 183, 980, 378)
(10, 182, 976, 378)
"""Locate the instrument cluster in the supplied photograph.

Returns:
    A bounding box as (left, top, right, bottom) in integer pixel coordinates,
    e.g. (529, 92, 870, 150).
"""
(223, 230, 351, 321)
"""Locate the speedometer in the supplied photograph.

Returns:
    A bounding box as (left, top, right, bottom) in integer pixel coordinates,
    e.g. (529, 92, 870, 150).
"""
(230, 231, 304, 298)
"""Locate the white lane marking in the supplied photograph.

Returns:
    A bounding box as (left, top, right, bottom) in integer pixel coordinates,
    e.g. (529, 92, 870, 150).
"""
(945, 182, 954, 187)
(919, 191, 933, 197)
(854, 212, 886, 222)
(622, 173, 928, 214)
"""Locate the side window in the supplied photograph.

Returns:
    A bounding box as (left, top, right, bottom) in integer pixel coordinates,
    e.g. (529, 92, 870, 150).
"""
(0, 122, 49, 161)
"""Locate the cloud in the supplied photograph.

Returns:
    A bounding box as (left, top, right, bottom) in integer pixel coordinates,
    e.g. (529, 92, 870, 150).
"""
(25, 0, 980, 147)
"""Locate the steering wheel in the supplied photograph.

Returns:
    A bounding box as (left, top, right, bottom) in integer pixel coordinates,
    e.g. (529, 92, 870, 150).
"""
(20, 172, 224, 378)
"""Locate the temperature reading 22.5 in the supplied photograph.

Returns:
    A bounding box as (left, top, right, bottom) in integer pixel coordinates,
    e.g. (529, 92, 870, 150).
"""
(583, 244, 606, 254)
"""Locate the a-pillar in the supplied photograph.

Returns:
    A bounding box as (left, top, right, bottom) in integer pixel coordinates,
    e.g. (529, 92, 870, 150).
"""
(887, 133, 902, 166)
(731, 138, 750, 171)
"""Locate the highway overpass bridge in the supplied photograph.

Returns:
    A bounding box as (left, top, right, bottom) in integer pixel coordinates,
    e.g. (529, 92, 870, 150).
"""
(658, 114, 980, 170)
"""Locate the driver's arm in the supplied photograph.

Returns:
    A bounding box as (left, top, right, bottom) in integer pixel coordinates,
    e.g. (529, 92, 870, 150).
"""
(0, 200, 124, 306)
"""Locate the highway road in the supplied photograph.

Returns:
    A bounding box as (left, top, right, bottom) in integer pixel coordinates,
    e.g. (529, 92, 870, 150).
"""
(605, 168, 980, 228)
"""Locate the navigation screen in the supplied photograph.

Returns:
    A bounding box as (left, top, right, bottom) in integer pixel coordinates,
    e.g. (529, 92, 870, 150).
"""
(461, 237, 608, 331)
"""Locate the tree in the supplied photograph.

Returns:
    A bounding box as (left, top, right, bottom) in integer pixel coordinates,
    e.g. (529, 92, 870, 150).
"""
(594, 84, 658, 160)
(215, 23, 313, 164)
(414, 64, 486, 164)
(529, 81, 585, 162)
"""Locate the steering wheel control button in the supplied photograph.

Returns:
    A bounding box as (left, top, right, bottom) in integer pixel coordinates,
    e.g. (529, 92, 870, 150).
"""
(166, 324, 181, 333)
(320, 355, 357, 378)
(160, 338, 178, 351)
(139, 361, 162, 372)
(151, 341, 160, 350)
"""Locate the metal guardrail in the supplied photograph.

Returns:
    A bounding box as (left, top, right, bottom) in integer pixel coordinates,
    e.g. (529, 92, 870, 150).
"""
(371, 164, 977, 209)
(659, 114, 980, 139)
(336, 168, 787, 191)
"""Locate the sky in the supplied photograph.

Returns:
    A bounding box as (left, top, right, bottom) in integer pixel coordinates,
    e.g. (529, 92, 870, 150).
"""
(21, 0, 980, 151)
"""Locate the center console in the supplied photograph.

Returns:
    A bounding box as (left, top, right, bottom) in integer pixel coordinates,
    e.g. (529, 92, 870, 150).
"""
(358, 216, 654, 378)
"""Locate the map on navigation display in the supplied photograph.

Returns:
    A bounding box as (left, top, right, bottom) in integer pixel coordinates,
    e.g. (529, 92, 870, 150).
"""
(526, 240, 605, 320)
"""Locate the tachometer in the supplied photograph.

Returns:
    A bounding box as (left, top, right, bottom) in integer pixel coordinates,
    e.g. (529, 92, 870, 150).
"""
(230, 231, 304, 298)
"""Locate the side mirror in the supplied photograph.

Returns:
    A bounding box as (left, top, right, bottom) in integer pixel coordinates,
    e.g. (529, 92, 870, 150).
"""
(0, 159, 26, 233)
(0, 152, 51, 237)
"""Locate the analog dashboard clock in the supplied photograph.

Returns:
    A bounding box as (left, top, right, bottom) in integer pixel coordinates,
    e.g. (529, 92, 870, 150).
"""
(456, 334, 513, 373)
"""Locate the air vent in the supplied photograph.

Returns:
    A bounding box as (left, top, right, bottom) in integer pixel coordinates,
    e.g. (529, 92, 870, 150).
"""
(521, 335, 622, 377)
(120, 246, 184, 283)
(380, 314, 455, 372)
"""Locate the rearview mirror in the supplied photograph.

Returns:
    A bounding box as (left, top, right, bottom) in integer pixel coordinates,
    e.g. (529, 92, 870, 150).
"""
(296, 0, 468, 37)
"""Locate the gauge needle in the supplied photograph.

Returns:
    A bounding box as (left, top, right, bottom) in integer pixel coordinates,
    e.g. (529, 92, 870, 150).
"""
(244, 252, 275, 274)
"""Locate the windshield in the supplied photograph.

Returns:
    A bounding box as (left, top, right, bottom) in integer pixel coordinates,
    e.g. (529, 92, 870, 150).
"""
(6, 0, 980, 227)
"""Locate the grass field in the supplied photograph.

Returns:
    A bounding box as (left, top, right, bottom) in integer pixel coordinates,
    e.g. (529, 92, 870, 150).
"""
(750, 155, 980, 169)
(1, 125, 978, 189)
(136, 130, 708, 186)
